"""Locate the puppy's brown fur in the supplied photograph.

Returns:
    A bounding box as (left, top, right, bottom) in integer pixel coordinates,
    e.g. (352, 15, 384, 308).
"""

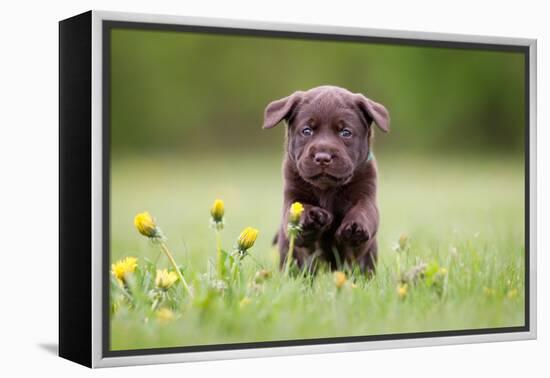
(263, 86, 390, 273)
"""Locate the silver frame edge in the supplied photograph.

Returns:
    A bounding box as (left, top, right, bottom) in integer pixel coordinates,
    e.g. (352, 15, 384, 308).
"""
(91, 10, 104, 369)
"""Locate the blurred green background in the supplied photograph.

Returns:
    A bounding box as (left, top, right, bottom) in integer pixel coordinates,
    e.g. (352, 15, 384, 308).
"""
(109, 28, 526, 349)
(111, 28, 525, 157)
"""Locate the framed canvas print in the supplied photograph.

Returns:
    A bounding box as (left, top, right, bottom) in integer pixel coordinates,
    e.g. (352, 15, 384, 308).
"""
(59, 10, 537, 368)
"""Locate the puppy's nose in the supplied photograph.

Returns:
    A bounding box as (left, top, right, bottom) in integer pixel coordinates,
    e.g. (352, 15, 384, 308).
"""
(314, 152, 333, 165)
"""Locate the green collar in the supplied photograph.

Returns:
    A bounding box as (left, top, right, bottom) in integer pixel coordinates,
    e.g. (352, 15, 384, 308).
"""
(367, 151, 374, 162)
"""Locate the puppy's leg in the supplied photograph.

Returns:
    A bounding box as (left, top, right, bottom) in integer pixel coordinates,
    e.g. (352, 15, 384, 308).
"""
(297, 205, 333, 246)
(357, 239, 378, 275)
(277, 229, 318, 271)
(279, 204, 333, 270)
(335, 199, 379, 273)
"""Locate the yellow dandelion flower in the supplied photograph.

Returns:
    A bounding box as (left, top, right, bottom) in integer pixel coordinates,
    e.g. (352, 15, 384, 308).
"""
(237, 227, 259, 251)
(239, 297, 252, 307)
(507, 288, 518, 299)
(155, 269, 178, 289)
(156, 307, 175, 322)
(334, 271, 347, 289)
(111, 257, 138, 283)
(397, 283, 408, 299)
(289, 202, 304, 225)
(134, 211, 159, 238)
(210, 199, 225, 223)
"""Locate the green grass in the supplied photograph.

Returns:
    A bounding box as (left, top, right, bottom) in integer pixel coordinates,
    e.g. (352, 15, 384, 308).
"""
(109, 153, 525, 351)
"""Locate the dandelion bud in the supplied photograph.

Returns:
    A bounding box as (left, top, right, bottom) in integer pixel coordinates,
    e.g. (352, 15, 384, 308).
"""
(210, 199, 225, 223)
(507, 288, 518, 299)
(449, 245, 458, 256)
(134, 212, 159, 238)
(111, 257, 138, 284)
(289, 202, 304, 225)
(254, 269, 272, 284)
(397, 283, 408, 299)
(398, 233, 409, 250)
(155, 307, 175, 322)
(239, 297, 252, 307)
(237, 227, 259, 252)
(334, 271, 347, 289)
(155, 269, 178, 290)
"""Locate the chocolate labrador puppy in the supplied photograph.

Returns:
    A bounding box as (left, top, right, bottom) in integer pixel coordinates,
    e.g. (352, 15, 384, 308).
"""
(263, 85, 390, 274)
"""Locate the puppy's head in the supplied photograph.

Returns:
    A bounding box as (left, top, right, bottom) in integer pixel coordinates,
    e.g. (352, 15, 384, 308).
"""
(263, 86, 390, 189)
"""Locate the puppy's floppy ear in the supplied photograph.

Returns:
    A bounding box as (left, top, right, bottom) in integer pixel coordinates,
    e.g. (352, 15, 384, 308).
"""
(262, 91, 304, 129)
(354, 94, 390, 133)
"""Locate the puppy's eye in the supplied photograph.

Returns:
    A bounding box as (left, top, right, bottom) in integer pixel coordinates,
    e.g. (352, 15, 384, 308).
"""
(339, 128, 352, 138)
(301, 126, 313, 136)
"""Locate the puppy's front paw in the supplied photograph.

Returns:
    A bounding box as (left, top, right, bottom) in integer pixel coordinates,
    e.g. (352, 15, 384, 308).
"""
(302, 206, 333, 234)
(336, 221, 370, 246)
